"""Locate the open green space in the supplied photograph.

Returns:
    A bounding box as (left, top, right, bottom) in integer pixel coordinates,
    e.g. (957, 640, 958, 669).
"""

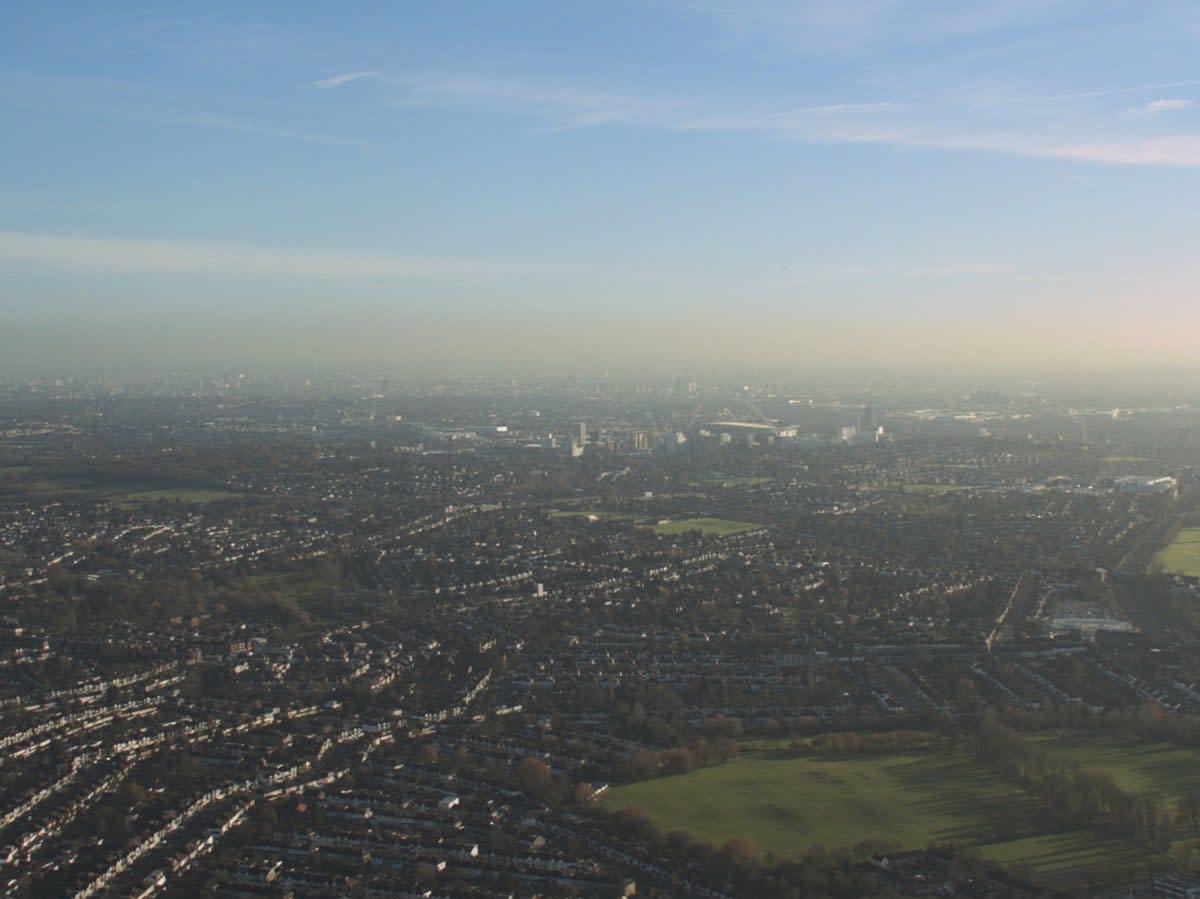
(243, 566, 345, 614)
(1035, 734, 1200, 805)
(649, 517, 762, 536)
(983, 830, 1154, 879)
(1, 475, 245, 507)
(116, 487, 244, 507)
(0, 465, 31, 478)
(903, 483, 968, 494)
(552, 511, 762, 538)
(1103, 456, 1148, 464)
(699, 475, 774, 488)
(1148, 528, 1200, 577)
(550, 509, 638, 522)
(602, 746, 1159, 882)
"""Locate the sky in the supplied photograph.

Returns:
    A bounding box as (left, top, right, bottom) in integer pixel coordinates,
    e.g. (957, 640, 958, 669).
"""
(2, 1, 1200, 375)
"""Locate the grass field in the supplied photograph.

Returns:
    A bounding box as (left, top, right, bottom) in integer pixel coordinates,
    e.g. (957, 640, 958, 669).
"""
(601, 746, 1159, 881)
(984, 830, 1152, 878)
(552, 511, 762, 537)
(1035, 734, 1200, 804)
(0, 475, 245, 507)
(1148, 528, 1200, 577)
(649, 517, 762, 536)
(116, 487, 244, 507)
(700, 476, 774, 488)
(903, 483, 968, 494)
(550, 509, 638, 522)
(244, 568, 344, 612)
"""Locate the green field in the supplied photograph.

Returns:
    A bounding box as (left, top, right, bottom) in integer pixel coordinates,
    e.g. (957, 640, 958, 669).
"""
(602, 746, 1159, 881)
(649, 517, 762, 536)
(244, 567, 344, 612)
(903, 483, 968, 494)
(1036, 734, 1200, 804)
(700, 476, 774, 488)
(1148, 528, 1200, 577)
(550, 509, 638, 522)
(0, 475, 244, 507)
(116, 487, 244, 507)
(552, 511, 762, 537)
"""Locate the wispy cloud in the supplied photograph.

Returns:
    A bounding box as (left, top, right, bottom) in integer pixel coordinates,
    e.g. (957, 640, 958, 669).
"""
(0, 232, 555, 279)
(0, 68, 357, 147)
(387, 71, 896, 132)
(910, 262, 1013, 277)
(1131, 98, 1193, 117)
(385, 70, 1200, 166)
(1041, 136, 1200, 165)
(672, 0, 1086, 55)
(0, 68, 147, 103)
(386, 73, 657, 126)
(1027, 80, 1200, 104)
(312, 70, 378, 89)
(815, 262, 1013, 277)
(161, 113, 358, 145)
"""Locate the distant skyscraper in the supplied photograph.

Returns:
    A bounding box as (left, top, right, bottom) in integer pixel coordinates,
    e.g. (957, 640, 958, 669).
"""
(859, 405, 879, 432)
(576, 422, 588, 445)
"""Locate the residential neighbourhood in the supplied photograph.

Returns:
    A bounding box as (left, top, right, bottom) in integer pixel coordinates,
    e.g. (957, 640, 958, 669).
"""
(0, 376, 1199, 896)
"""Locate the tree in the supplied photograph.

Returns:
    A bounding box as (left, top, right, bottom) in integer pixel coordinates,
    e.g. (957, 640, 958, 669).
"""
(660, 748, 695, 776)
(712, 737, 740, 763)
(517, 756, 553, 796)
(721, 837, 761, 871)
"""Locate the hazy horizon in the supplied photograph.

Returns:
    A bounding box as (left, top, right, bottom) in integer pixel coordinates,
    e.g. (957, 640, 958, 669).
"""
(4, 2, 1200, 373)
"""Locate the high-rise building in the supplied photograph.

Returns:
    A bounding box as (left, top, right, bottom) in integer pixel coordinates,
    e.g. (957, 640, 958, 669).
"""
(859, 405, 879, 432)
(576, 422, 588, 445)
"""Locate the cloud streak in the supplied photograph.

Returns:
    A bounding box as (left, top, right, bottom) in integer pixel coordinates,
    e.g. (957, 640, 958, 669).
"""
(385, 70, 1200, 167)
(672, 0, 1090, 55)
(312, 70, 378, 89)
(1132, 98, 1192, 117)
(910, 262, 1013, 277)
(388, 71, 897, 132)
(0, 232, 556, 279)
(162, 113, 359, 145)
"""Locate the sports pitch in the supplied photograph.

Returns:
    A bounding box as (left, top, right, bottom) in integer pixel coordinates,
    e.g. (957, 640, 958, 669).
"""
(602, 741, 1172, 881)
(1148, 528, 1200, 577)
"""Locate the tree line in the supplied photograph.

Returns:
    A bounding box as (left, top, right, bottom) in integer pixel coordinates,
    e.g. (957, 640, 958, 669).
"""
(974, 715, 1172, 851)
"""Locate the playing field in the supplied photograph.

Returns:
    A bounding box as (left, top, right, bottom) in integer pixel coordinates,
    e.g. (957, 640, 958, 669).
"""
(602, 746, 1158, 880)
(0, 473, 244, 507)
(116, 487, 244, 506)
(903, 483, 968, 494)
(649, 517, 761, 536)
(1035, 733, 1200, 804)
(550, 509, 638, 521)
(700, 476, 774, 488)
(244, 567, 344, 610)
(1148, 528, 1200, 577)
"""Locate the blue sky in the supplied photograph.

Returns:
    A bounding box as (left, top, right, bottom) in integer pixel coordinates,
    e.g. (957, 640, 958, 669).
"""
(3, 2, 1200, 372)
